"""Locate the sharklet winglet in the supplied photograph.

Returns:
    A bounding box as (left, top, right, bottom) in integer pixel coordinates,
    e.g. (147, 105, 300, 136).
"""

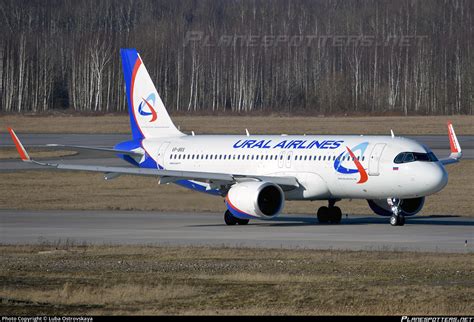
(8, 128, 31, 162)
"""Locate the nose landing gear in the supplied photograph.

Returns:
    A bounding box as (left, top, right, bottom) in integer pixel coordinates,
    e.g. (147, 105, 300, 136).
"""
(317, 200, 342, 224)
(388, 198, 405, 226)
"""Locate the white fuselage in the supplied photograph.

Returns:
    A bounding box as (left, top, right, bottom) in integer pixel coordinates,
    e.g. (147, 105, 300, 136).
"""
(139, 134, 448, 200)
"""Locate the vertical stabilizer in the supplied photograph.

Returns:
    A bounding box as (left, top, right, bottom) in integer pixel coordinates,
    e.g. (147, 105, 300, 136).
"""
(121, 48, 183, 139)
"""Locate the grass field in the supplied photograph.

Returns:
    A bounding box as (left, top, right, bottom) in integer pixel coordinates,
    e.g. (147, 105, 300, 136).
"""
(0, 160, 472, 216)
(1, 114, 473, 135)
(1, 244, 472, 315)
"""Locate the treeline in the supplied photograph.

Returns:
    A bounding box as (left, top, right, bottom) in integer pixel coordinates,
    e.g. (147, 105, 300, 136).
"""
(0, 0, 472, 115)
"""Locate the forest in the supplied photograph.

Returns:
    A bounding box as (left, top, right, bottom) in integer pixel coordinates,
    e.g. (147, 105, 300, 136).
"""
(0, 0, 472, 115)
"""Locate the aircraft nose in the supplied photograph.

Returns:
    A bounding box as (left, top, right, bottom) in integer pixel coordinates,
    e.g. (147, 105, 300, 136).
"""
(426, 164, 448, 194)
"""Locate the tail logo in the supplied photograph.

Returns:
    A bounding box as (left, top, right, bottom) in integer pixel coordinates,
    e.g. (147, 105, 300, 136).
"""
(334, 142, 369, 184)
(138, 93, 158, 122)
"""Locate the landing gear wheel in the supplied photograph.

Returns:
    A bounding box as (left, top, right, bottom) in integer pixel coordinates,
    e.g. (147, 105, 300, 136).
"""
(224, 210, 237, 226)
(399, 215, 405, 226)
(330, 207, 342, 224)
(236, 218, 249, 225)
(390, 215, 398, 226)
(317, 206, 330, 223)
(224, 210, 249, 225)
(388, 198, 405, 227)
(390, 215, 405, 226)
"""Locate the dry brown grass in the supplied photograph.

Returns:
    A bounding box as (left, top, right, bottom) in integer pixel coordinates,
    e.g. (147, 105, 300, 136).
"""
(0, 160, 472, 216)
(1, 114, 473, 135)
(0, 245, 472, 315)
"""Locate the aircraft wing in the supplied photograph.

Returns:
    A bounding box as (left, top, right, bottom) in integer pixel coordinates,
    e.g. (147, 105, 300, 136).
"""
(439, 121, 462, 165)
(43, 144, 144, 158)
(8, 128, 299, 190)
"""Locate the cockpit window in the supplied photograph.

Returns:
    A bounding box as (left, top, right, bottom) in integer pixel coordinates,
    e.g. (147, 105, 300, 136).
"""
(394, 152, 438, 164)
(403, 153, 415, 163)
(394, 153, 405, 163)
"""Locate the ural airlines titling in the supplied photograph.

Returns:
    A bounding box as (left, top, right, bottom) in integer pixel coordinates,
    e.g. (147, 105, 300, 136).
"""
(233, 139, 343, 149)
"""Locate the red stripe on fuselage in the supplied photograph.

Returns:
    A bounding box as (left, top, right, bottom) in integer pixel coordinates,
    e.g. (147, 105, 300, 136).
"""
(346, 146, 368, 184)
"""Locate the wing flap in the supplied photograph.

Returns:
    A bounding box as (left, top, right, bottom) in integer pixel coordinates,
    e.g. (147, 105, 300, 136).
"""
(44, 144, 144, 158)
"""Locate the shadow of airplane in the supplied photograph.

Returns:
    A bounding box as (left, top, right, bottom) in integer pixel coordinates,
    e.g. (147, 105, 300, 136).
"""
(188, 214, 474, 228)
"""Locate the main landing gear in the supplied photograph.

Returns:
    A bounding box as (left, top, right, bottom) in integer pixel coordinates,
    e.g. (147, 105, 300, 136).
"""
(388, 198, 405, 226)
(317, 200, 342, 224)
(224, 210, 249, 226)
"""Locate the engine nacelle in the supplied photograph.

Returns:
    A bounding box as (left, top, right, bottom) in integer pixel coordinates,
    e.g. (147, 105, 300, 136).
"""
(225, 181, 285, 219)
(367, 197, 425, 217)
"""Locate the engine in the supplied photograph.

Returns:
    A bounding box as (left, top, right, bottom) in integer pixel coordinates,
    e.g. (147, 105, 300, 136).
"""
(367, 197, 425, 217)
(226, 181, 284, 219)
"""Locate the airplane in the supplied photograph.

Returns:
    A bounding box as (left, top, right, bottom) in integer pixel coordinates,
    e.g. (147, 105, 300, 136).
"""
(8, 48, 463, 227)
